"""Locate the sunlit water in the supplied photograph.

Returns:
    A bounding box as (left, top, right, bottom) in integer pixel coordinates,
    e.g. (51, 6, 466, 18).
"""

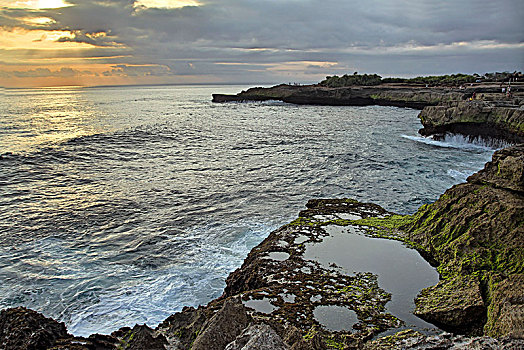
(0, 85, 499, 336)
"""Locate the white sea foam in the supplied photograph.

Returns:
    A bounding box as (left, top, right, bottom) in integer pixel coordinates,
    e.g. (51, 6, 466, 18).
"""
(66, 221, 274, 336)
(447, 169, 473, 183)
(401, 134, 512, 152)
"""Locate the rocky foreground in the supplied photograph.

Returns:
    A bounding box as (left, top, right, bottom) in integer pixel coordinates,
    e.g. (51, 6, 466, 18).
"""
(1, 84, 523, 349)
(1, 144, 523, 349)
(213, 83, 524, 143)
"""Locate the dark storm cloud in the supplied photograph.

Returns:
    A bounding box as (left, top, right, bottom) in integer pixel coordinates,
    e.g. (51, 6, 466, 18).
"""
(56, 30, 122, 47)
(2, 0, 523, 81)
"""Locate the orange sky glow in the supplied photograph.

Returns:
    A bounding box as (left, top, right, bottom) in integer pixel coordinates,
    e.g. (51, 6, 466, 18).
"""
(1, 0, 522, 88)
(0, 0, 208, 87)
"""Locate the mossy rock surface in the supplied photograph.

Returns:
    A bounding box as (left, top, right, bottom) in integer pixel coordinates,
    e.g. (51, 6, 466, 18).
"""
(414, 275, 485, 333)
(484, 274, 524, 338)
(354, 144, 523, 337)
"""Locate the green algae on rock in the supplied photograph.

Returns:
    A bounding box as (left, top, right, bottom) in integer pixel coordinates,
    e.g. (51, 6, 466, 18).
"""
(352, 144, 524, 337)
(418, 100, 524, 143)
(413, 276, 486, 335)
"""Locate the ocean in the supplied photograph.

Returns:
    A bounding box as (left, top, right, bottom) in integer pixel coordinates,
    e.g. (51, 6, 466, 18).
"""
(0, 85, 500, 336)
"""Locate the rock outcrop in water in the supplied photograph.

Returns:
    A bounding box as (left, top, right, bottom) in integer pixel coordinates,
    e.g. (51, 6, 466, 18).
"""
(418, 100, 524, 143)
(212, 84, 468, 109)
(213, 83, 524, 143)
(0, 307, 67, 350)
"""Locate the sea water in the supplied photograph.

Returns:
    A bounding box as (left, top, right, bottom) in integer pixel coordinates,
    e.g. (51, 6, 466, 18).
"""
(0, 85, 499, 336)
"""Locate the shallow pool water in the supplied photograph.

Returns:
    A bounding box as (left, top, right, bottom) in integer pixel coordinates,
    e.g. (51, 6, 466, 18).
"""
(313, 305, 359, 332)
(304, 225, 439, 332)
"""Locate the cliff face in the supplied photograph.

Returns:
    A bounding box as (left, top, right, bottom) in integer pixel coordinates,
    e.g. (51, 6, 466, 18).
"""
(212, 84, 469, 109)
(418, 100, 524, 143)
(401, 144, 524, 337)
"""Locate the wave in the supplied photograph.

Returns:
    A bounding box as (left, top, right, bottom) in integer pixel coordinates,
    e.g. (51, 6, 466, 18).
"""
(401, 133, 513, 152)
(447, 169, 474, 183)
(0, 123, 184, 163)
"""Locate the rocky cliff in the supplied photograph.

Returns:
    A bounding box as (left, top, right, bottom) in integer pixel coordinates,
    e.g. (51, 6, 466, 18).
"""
(418, 100, 524, 143)
(405, 144, 524, 337)
(213, 84, 469, 109)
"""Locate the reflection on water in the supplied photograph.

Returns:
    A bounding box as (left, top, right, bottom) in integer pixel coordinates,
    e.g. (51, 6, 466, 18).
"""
(313, 305, 359, 332)
(304, 226, 439, 332)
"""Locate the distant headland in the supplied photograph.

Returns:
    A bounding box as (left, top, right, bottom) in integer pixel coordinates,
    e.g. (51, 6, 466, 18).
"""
(213, 72, 524, 144)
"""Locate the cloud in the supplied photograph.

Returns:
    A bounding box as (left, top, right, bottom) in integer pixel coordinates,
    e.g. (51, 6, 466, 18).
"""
(1, 0, 523, 85)
(102, 64, 173, 76)
(56, 30, 124, 47)
(2, 67, 98, 77)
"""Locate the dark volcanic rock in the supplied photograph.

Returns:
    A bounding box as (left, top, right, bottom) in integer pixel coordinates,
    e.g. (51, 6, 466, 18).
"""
(401, 144, 524, 336)
(191, 298, 251, 350)
(418, 100, 524, 143)
(51, 333, 119, 349)
(224, 323, 288, 350)
(413, 276, 486, 334)
(155, 305, 212, 350)
(118, 324, 167, 350)
(364, 329, 524, 349)
(0, 307, 68, 350)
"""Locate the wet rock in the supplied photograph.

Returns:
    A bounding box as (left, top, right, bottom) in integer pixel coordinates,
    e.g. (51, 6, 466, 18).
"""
(365, 329, 524, 349)
(116, 324, 167, 350)
(51, 333, 118, 350)
(155, 305, 212, 350)
(414, 276, 485, 334)
(191, 298, 251, 350)
(0, 307, 68, 350)
(485, 274, 524, 338)
(221, 201, 407, 349)
(224, 323, 288, 350)
(418, 100, 524, 143)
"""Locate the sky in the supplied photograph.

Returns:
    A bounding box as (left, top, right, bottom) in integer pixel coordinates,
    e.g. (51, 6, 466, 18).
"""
(0, 0, 523, 87)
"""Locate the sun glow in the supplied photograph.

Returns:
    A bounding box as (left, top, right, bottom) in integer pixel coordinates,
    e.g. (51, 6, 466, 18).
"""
(24, 17, 56, 25)
(0, 0, 71, 9)
(135, 0, 201, 9)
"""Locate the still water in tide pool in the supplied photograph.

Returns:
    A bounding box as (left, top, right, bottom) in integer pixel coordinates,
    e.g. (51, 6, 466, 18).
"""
(0, 85, 500, 336)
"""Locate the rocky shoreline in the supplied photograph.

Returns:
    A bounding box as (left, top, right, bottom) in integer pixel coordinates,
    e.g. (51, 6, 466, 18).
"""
(1, 85, 523, 349)
(213, 83, 524, 143)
